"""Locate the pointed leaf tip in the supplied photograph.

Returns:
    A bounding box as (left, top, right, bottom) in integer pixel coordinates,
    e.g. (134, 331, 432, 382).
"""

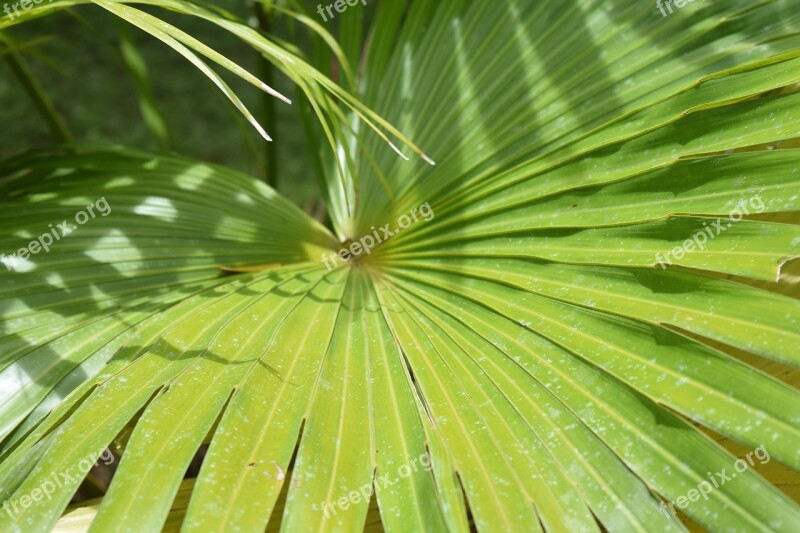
(261, 82, 292, 105)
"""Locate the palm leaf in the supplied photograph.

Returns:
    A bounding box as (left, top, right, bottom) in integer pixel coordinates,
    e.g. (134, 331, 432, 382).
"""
(2, 1, 800, 532)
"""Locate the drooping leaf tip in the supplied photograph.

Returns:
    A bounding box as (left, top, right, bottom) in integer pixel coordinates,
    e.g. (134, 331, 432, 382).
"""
(261, 82, 292, 105)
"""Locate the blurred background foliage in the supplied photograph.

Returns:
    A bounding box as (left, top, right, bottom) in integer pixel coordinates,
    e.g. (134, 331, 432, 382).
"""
(0, 0, 329, 210)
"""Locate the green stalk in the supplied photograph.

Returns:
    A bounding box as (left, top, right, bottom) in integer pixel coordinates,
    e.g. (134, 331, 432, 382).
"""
(2, 36, 72, 144)
(255, 0, 278, 189)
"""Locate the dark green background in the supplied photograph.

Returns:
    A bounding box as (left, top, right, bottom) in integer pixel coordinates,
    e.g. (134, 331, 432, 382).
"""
(0, 0, 323, 208)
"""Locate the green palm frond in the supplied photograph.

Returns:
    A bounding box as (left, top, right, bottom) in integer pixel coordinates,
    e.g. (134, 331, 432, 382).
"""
(2, 1, 800, 532)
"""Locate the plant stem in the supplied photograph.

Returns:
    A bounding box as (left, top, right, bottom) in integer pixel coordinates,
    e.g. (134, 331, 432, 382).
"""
(3, 40, 72, 144)
(255, 0, 278, 189)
